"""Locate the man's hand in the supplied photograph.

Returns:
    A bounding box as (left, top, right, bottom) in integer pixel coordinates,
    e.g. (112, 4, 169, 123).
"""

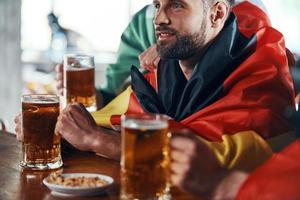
(170, 130, 226, 198)
(55, 63, 64, 96)
(213, 171, 248, 200)
(14, 114, 23, 142)
(55, 103, 120, 160)
(55, 103, 99, 152)
(139, 44, 160, 71)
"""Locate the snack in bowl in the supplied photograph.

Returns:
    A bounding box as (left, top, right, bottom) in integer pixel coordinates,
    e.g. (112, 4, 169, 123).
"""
(47, 172, 109, 187)
(43, 172, 114, 196)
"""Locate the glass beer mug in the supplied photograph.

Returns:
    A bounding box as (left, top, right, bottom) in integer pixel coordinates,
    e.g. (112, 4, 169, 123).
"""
(21, 94, 63, 170)
(121, 114, 171, 200)
(63, 54, 96, 112)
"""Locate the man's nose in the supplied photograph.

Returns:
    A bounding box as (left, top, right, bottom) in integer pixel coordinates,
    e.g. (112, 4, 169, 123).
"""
(154, 9, 170, 26)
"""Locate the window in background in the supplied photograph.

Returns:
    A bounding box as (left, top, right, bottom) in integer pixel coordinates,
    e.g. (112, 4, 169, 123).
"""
(21, 0, 152, 95)
(22, 0, 300, 59)
(21, 0, 52, 52)
(21, 0, 152, 64)
(129, 0, 152, 16)
(262, 0, 300, 54)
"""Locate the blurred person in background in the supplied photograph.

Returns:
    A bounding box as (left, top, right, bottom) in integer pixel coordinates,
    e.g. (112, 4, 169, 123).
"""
(47, 12, 93, 63)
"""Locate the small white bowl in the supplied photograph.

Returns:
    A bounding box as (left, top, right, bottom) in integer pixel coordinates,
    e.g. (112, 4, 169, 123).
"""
(43, 173, 114, 197)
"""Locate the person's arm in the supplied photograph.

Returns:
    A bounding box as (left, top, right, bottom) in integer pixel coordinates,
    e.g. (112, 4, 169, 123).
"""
(170, 129, 249, 200)
(139, 44, 160, 71)
(55, 103, 121, 160)
(14, 102, 121, 160)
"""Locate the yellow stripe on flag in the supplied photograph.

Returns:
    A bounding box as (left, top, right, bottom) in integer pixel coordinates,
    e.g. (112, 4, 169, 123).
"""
(201, 131, 273, 171)
(91, 87, 133, 128)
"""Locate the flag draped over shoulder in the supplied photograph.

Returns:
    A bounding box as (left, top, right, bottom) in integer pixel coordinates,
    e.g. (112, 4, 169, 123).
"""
(237, 109, 300, 199)
(92, 1, 294, 171)
(236, 139, 300, 200)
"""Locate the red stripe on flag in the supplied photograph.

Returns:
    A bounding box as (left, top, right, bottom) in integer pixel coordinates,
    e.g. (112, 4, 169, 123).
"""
(109, 91, 145, 127)
(233, 1, 271, 38)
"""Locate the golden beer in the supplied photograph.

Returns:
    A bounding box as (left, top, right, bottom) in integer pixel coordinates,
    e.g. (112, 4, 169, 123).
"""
(121, 114, 171, 200)
(64, 54, 96, 112)
(21, 95, 63, 170)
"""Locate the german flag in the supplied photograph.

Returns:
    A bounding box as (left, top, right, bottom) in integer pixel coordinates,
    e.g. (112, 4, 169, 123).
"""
(92, 1, 295, 171)
(237, 108, 300, 199)
(236, 139, 300, 200)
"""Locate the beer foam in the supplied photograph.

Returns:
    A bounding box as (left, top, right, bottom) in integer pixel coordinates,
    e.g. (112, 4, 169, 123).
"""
(123, 119, 168, 130)
(22, 95, 59, 104)
(24, 100, 59, 104)
(66, 66, 94, 71)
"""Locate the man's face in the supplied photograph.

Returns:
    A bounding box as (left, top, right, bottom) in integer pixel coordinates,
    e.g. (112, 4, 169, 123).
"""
(153, 0, 210, 59)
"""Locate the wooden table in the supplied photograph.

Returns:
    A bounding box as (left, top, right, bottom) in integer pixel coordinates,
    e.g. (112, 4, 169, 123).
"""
(0, 131, 197, 200)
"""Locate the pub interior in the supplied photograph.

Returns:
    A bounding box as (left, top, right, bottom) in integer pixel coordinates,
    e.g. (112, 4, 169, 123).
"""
(0, 0, 300, 200)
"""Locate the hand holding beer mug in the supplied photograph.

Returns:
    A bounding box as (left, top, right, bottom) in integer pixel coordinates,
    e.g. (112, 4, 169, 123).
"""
(121, 114, 171, 200)
(63, 54, 96, 112)
(21, 94, 63, 170)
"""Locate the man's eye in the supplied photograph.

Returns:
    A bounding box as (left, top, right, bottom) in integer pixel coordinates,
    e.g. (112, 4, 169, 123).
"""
(154, 3, 160, 9)
(171, 2, 183, 9)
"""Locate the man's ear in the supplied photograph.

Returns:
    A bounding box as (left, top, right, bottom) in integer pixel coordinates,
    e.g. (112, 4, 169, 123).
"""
(209, 1, 230, 28)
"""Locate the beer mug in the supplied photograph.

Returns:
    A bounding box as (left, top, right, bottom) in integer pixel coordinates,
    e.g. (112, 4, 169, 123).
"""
(121, 114, 171, 200)
(21, 94, 63, 170)
(63, 54, 96, 112)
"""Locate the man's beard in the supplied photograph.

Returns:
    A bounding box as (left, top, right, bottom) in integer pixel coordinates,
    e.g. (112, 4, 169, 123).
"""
(156, 22, 207, 60)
